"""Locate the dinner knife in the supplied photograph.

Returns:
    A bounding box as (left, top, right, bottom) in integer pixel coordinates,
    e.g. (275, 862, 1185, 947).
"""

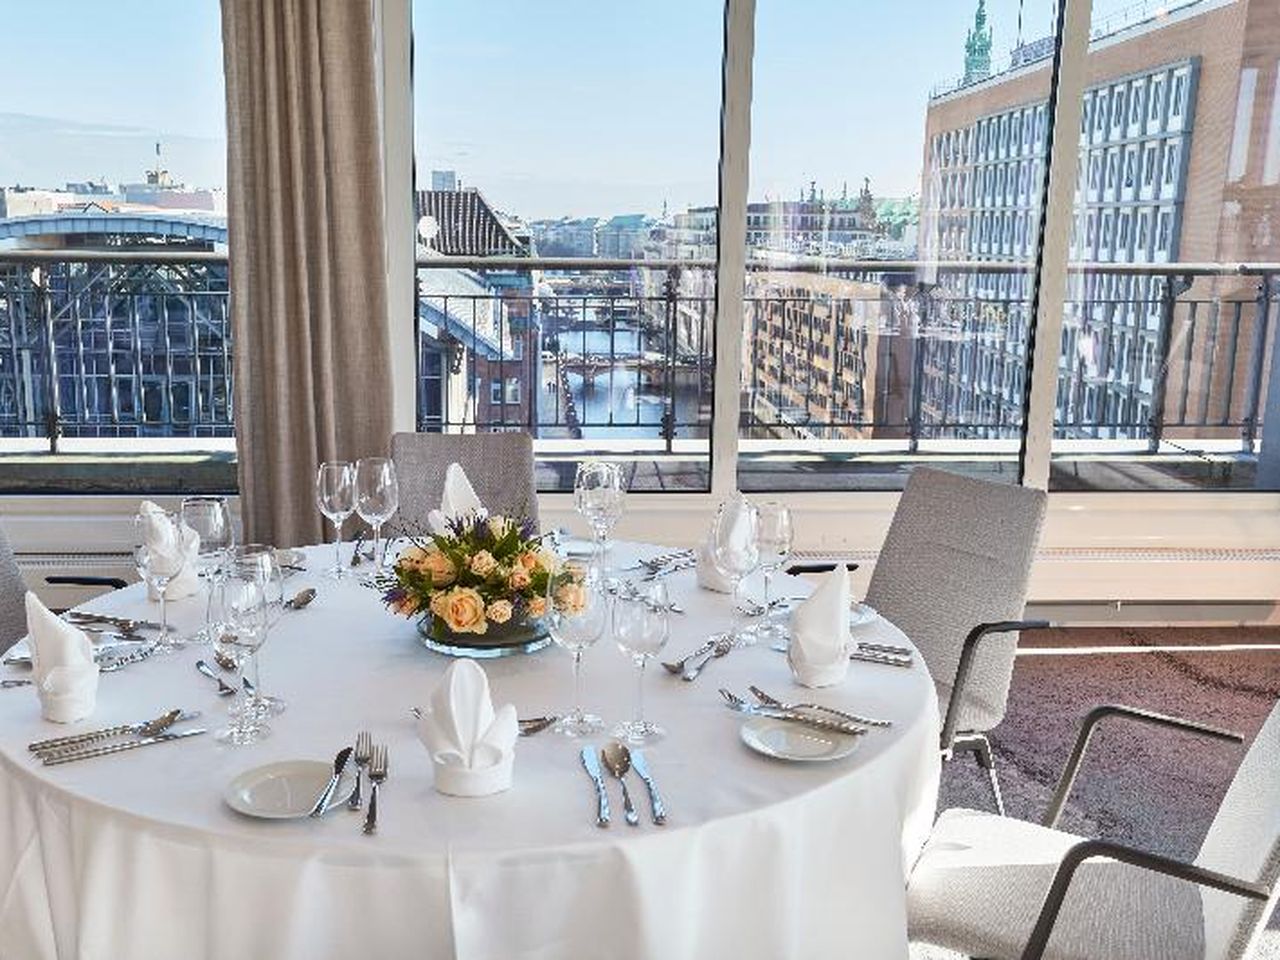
(65, 612, 163, 632)
(309, 746, 354, 818)
(42, 727, 207, 766)
(30, 709, 200, 755)
(848, 650, 913, 668)
(732, 702, 867, 737)
(579, 746, 611, 827)
(629, 749, 666, 825)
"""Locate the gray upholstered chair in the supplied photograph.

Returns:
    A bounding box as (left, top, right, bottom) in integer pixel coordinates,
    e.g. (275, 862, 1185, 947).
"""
(388, 432, 540, 537)
(907, 700, 1280, 960)
(0, 522, 26, 655)
(864, 467, 1048, 814)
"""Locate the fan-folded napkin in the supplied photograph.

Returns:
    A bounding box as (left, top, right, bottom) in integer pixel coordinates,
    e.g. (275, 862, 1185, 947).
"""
(26, 592, 99, 723)
(415, 658, 517, 796)
(138, 500, 200, 600)
(787, 567, 852, 688)
(695, 496, 754, 593)
(427, 463, 487, 536)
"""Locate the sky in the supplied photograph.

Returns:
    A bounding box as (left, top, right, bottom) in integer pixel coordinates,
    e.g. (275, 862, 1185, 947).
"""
(0, 0, 1148, 218)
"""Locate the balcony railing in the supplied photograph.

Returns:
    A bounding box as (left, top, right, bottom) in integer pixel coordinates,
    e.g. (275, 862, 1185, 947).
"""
(0, 249, 1275, 491)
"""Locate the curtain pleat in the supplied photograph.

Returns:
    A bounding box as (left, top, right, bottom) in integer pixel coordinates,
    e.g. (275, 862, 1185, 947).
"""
(222, 0, 393, 546)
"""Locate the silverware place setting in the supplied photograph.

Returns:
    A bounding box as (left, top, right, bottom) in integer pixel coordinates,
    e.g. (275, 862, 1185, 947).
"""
(195, 660, 237, 696)
(580, 742, 666, 828)
(681, 633, 735, 681)
(719, 689, 867, 737)
(620, 549, 695, 574)
(349, 731, 373, 810)
(29, 708, 205, 765)
(661, 636, 720, 675)
(309, 746, 354, 817)
(4, 641, 158, 683)
(63, 611, 165, 634)
(747, 685, 891, 728)
(283, 587, 317, 611)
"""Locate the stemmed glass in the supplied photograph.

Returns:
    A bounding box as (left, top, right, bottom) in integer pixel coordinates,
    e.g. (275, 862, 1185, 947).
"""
(213, 549, 281, 745)
(315, 461, 355, 579)
(230, 544, 287, 717)
(754, 501, 794, 645)
(573, 461, 625, 579)
(179, 496, 235, 644)
(711, 495, 761, 646)
(612, 580, 671, 744)
(545, 560, 608, 737)
(133, 512, 188, 654)
(355, 457, 399, 572)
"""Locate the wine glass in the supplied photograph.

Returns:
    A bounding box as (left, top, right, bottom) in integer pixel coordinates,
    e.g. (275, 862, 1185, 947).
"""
(213, 552, 278, 745)
(133, 512, 188, 654)
(315, 461, 355, 579)
(711, 495, 761, 646)
(180, 496, 235, 643)
(230, 544, 286, 718)
(573, 461, 625, 579)
(545, 560, 608, 737)
(754, 501, 794, 645)
(612, 580, 671, 744)
(355, 457, 399, 572)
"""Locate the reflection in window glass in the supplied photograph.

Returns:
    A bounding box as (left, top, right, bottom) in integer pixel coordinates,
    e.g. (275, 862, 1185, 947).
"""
(412, 0, 722, 492)
(1051, 0, 1280, 491)
(738, 0, 1062, 491)
(0, 2, 231, 494)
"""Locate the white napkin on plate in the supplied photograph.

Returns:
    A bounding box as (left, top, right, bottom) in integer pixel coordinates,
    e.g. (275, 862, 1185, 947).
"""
(787, 567, 852, 688)
(26, 592, 99, 723)
(415, 658, 517, 796)
(695, 496, 755, 593)
(427, 463, 487, 537)
(138, 500, 200, 600)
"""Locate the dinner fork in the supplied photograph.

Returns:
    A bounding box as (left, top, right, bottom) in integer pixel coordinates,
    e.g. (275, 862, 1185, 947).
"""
(719, 689, 866, 736)
(363, 744, 388, 836)
(682, 634, 735, 681)
(748, 685, 892, 728)
(348, 731, 373, 810)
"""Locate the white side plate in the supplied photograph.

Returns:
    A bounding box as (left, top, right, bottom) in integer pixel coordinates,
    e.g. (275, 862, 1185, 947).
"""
(225, 760, 356, 819)
(739, 716, 860, 762)
(849, 603, 879, 629)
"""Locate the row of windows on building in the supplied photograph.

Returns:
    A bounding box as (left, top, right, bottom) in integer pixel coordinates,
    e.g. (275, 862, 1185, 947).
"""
(932, 103, 1049, 168)
(1080, 63, 1193, 145)
(1070, 204, 1178, 262)
(1078, 136, 1185, 204)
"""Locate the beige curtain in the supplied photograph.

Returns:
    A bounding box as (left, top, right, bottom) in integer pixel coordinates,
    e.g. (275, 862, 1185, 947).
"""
(222, 0, 393, 546)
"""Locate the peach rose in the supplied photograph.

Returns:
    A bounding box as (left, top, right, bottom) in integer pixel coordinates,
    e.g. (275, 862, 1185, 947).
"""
(508, 567, 531, 590)
(535, 547, 560, 574)
(420, 549, 456, 586)
(429, 590, 449, 618)
(528, 596, 548, 618)
(469, 550, 498, 577)
(438, 586, 488, 635)
(486, 599, 513, 624)
(554, 581, 587, 615)
(515, 550, 540, 572)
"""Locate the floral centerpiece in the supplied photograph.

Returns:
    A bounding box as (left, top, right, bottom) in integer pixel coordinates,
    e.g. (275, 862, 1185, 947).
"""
(381, 514, 577, 656)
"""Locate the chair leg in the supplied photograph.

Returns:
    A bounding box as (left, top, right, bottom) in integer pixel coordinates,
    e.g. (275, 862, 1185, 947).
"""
(969, 734, 1006, 817)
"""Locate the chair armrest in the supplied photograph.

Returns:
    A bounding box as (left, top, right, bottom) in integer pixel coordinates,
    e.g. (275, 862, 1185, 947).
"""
(1042, 704, 1243, 828)
(45, 575, 129, 590)
(784, 562, 858, 575)
(940, 619, 1053, 750)
(1020, 839, 1270, 960)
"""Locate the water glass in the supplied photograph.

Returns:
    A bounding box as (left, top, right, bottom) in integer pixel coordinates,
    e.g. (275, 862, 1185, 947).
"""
(355, 457, 399, 572)
(612, 580, 671, 744)
(573, 461, 625, 577)
(133, 512, 188, 654)
(180, 496, 235, 643)
(315, 461, 355, 578)
(754, 501, 794, 644)
(711, 495, 761, 645)
(232, 544, 287, 718)
(546, 561, 608, 737)
(214, 556, 277, 745)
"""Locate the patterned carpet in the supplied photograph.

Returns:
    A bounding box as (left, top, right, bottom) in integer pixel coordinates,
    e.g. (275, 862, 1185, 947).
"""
(913, 626, 1280, 959)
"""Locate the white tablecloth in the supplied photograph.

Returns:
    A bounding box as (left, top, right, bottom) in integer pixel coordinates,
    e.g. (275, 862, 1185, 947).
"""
(0, 542, 940, 960)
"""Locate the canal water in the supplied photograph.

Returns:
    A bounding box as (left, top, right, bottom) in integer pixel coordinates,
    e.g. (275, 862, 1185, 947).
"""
(554, 325, 707, 439)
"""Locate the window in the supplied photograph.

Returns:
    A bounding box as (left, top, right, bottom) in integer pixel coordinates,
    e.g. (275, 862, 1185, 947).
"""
(412, 0, 722, 490)
(0, 2, 231, 494)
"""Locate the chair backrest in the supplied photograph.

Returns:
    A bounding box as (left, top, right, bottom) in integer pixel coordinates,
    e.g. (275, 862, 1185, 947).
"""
(388, 432, 540, 537)
(0, 521, 27, 655)
(1198, 700, 1280, 960)
(863, 467, 1045, 738)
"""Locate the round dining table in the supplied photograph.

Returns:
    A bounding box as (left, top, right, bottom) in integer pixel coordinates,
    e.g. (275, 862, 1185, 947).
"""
(0, 541, 941, 960)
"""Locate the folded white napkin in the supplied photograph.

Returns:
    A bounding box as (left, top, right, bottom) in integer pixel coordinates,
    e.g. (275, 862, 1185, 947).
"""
(427, 463, 487, 537)
(26, 592, 99, 723)
(695, 496, 754, 592)
(138, 500, 200, 600)
(415, 658, 517, 797)
(787, 567, 852, 688)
